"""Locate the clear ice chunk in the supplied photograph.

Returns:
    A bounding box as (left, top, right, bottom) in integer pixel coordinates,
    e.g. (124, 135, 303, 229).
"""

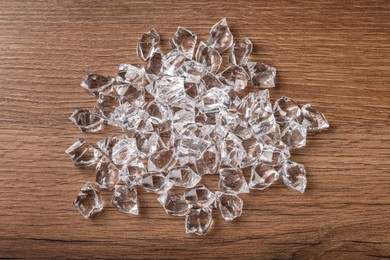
(218, 168, 249, 194)
(143, 101, 172, 125)
(139, 172, 172, 193)
(158, 191, 191, 216)
(97, 136, 119, 157)
(156, 121, 176, 149)
(81, 73, 114, 96)
(280, 160, 307, 193)
(229, 37, 253, 66)
(111, 184, 138, 215)
(119, 160, 146, 186)
(280, 121, 307, 149)
(137, 28, 160, 61)
(111, 136, 138, 166)
(240, 137, 263, 168)
(215, 191, 243, 221)
(185, 207, 213, 235)
(195, 41, 222, 74)
(93, 93, 120, 120)
(249, 164, 278, 190)
(195, 144, 220, 176)
(260, 144, 290, 166)
(73, 182, 103, 219)
(175, 60, 205, 83)
(218, 65, 249, 91)
(66, 139, 101, 167)
(206, 18, 234, 53)
(167, 166, 201, 188)
(219, 133, 246, 168)
(113, 84, 144, 107)
(95, 155, 119, 190)
(198, 87, 230, 113)
(161, 49, 187, 76)
(69, 109, 104, 132)
(247, 62, 276, 89)
(116, 64, 148, 89)
(145, 48, 163, 76)
(153, 76, 185, 105)
(134, 132, 160, 158)
(184, 184, 215, 208)
(273, 96, 301, 123)
(148, 149, 177, 172)
(171, 27, 197, 59)
(299, 104, 329, 131)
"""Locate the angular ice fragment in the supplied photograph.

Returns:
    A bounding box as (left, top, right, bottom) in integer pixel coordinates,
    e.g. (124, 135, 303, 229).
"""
(280, 121, 307, 149)
(167, 166, 201, 188)
(158, 191, 191, 216)
(139, 172, 172, 193)
(175, 60, 205, 83)
(69, 109, 104, 133)
(73, 182, 103, 219)
(143, 101, 172, 125)
(185, 207, 213, 235)
(218, 133, 246, 168)
(240, 137, 263, 168)
(116, 64, 148, 88)
(218, 65, 249, 91)
(215, 191, 243, 221)
(119, 160, 146, 186)
(111, 136, 138, 166)
(299, 104, 329, 131)
(81, 73, 114, 96)
(198, 87, 230, 113)
(249, 164, 278, 190)
(184, 184, 215, 208)
(280, 160, 307, 193)
(134, 132, 160, 158)
(195, 41, 222, 74)
(218, 168, 249, 194)
(145, 48, 163, 76)
(247, 62, 276, 89)
(171, 27, 197, 59)
(260, 144, 290, 166)
(156, 121, 176, 149)
(273, 96, 301, 123)
(161, 49, 187, 76)
(206, 18, 234, 53)
(195, 144, 220, 176)
(93, 93, 120, 120)
(229, 37, 253, 66)
(148, 149, 177, 172)
(113, 84, 144, 107)
(111, 184, 138, 215)
(66, 139, 101, 167)
(96, 136, 119, 157)
(153, 76, 185, 105)
(137, 28, 160, 61)
(95, 155, 119, 190)
(175, 137, 210, 165)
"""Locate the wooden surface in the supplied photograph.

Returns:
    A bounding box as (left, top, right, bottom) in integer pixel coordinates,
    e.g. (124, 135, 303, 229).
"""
(0, 0, 389, 259)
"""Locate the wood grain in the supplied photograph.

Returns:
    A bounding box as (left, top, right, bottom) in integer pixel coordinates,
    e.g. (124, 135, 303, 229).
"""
(0, 0, 389, 259)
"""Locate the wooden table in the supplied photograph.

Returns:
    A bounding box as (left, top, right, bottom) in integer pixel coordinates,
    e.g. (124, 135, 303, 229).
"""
(1, 1, 389, 258)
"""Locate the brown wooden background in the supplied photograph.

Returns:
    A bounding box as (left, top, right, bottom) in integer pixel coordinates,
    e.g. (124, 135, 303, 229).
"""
(0, 0, 389, 259)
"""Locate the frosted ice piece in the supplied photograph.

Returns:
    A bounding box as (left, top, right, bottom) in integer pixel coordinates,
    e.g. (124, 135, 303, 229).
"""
(111, 136, 138, 165)
(175, 60, 205, 83)
(143, 101, 172, 125)
(260, 144, 290, 166)
(218, 168, 249, 194)
(139, 172, 172, 193)
(229, 37, 253, 66)
(184, 184, 215, 208)
(219, 133, 246, 168)
(153, 76, 185, 105)
(195, 145, 219, 176)
(167, 166, 201, 188)
(161, 49, 187, 76)
(185, 207, 213, 235)
(247, 62, 276, 89)
(274, 96, 301, 123)
(111, 184, 138, 215)
(97, 136, 119, 157)
(206, 18, 233, 53)
(299, 104, 329, 131)
(113, 84, 144, 107)
(116, 64, 148, 89)
(119, 160, 146, 186)
(195, 41, 222, 74)
(93, 93, 120, 120)
(240, 137, 263, 168)
(175, 137, 210, 165)
(95, 155, 119, 190)
(280, 160, 307, 193)
(249, 164, 278, 190)
(171, 27, 197, 59)
(69, 109, 104, 133)
(66, 139, 101, 167)
(145, 48, 163, 76)
(137, 28, 160, 61)
(73, 182, 103, 219)
(158, 191, 191, 216)
(148, 149, 177, 172)
(215, 191, 243, 221)
(280, 121, 307, 149)
(198, 87, 230, 113)
(218, 65, 249, 91)
(81, 73, 114, 96)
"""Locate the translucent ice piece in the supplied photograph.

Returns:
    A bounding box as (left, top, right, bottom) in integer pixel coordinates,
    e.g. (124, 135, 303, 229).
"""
(158, 191, 191, 216)
(97, 136, 119, 157)
(219, 133, 246, 168)
(69, 109, 104, 133)
(184, 184, 215, 208)
(119, 160, 146, 186)
(137, 28, 160, 61)
(116, 64, 148, 89)
(185, 207, 213, 235)
(215, 191, 243, 221)
(175, 137, 210, 165)
(229, 37, 253, 66)
(273, 96, 301, 123)
(167, 166, 201, 188)
(198, 87, 230, 113)
(175, 60, 205, 83)
(95, 155, 119, 190)
(247, 62, 276, 89)
(145, 48, 163, 76)
(249, 164, 278, 190)
(93, 93, 120, 120)
(171, 27, 197, 59)
(195, 145, 220, 176)
(240, 137, 263, 168)
(73, 182, 103, 219)
(280, 121, 307, 149)
(218, 168, 249, 194)
(143, 101, 172, 125)
(113, 84, 144, 107)
(111, 136, 138, 166)
(148, 149, 177, 172)
(153, 76, 185, 105)
(240, 90, 272, 119)
(195, 41, 222, 74)
(66, 139, 101, 167)
(280, 160, 307, 193)
(139, 172, 172, 194)
(299, 104, 329, 131)
(134, 132, 160, 158)
(81, 73, 114, 96)
(156, 121, 176, 149)
(259, 144, 290, 166)
(206, 18, 234, 53)
(111, 184, 138, 215)
(218, 65, 249, 91)
(161, 49, 187, 76)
